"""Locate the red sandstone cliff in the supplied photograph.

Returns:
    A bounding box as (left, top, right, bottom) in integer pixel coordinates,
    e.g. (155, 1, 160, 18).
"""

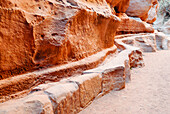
(0, 0, 158, 79)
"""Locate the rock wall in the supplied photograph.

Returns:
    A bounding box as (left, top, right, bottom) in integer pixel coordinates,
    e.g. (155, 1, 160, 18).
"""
(116, 13, 154, 34)
(0, 0, 168, 112)
(1, 0, 131, 79)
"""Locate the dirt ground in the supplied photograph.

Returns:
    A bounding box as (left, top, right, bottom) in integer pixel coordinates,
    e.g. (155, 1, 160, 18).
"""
(79, 50, 170, 114)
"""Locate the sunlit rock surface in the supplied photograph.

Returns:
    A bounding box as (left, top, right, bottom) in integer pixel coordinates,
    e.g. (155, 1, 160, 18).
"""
(126, 0, 158, 23)
(0, 0, 123, 79)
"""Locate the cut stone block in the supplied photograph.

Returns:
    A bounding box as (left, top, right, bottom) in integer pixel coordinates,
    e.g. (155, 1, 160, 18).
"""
(83, 54, 127, 93)
(102, 66, 125, 93)
(44, 83, 80, 114)
(65, 73, 102, 108)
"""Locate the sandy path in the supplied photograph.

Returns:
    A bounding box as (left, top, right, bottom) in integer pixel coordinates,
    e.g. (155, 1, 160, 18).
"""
(79, 50, 170, 114)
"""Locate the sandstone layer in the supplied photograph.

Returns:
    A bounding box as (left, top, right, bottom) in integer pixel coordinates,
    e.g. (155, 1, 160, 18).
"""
(0, 34, 145, 113)
(0, 0, 165, 113)
(1, 0, 128, 79)
(116, 13, 154, 34)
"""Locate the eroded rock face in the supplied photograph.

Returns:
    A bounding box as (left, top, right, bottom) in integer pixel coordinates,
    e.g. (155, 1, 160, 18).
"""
(0, 8, 35, 79)
(116, 13, 154, 34)
(126, 0, 158, 23)
(0, 92, 54, 114)
(0, 0, 124, 79)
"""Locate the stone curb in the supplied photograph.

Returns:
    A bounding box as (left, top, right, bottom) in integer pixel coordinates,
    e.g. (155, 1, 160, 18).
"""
(0, 46, 117, 102)
(0, 41, 144, 113)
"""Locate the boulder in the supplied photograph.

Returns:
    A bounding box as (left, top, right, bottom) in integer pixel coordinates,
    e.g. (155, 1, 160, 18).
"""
(126, 0, 158, 23)
(145, 2, 159, 24)
(116, 13, 154, 34)
(115, 0, 130, 13)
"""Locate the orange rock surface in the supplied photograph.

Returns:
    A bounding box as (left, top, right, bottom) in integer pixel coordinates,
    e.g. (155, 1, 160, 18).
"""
(116, 13, 154, 34)
(0, 0, 124, 79)
(0, 0, 161, 106)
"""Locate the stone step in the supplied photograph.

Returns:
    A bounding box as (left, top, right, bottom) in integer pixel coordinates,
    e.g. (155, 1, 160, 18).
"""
(2, 32, 169, 113)
(0, 34, 145, 113)
(0, 46, 117, 102)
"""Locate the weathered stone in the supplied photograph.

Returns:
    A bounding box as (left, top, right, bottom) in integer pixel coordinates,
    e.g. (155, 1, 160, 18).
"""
(158, 19, 170, 34)
(126, 0, 158, 23)
(145, 2, 159, 24)
(134, 34, 157, 52)
(124, 60, 131, 82)
(129, 50, 145, 68)
(116, 13, 154, 34)
(83, 52, 128, 93)
(155, 32, 170, 50)
(0, 0, 120, 79)
(115, 0, 130, 13)
(44, 83, 80, 114)
(65, 73, 102, 107)
(116, 33, 157, 52)
(114, 35, 145, 68)
(0, 45, 117, 102)
(102, 66, 125, 92)
(0, 92, 53, 114)
(0, 8, 35, 79)
(106, 0, 130, 13)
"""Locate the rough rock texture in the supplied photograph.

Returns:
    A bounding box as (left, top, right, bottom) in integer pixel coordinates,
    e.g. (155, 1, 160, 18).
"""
(0, 73, 102, 113)
(106, 0, 130, 14)
(115, 33, 157, 52)
(115, 0, 130, 13)
(0, 8, 35, 79)
(2, 31, 170, 113)
(129, 50, 144, 68)
(126, 0, 158, 23)
(44, 83, 80, 114)
(0, 92, 54, 114)
(102, 66, 125, 92)
(84, 39, 145, 94)
(155, 32, 170, 50)
(146, 3, 158, 24)
(63, 73, 102, 108)
(0, 46, 117, 102)
(116, 13, 154, 34)
(154, 0, 170, 28)
(0, 0, 122, 79)
(124, 60, 131, 82)
(158, 19, 170, 34)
